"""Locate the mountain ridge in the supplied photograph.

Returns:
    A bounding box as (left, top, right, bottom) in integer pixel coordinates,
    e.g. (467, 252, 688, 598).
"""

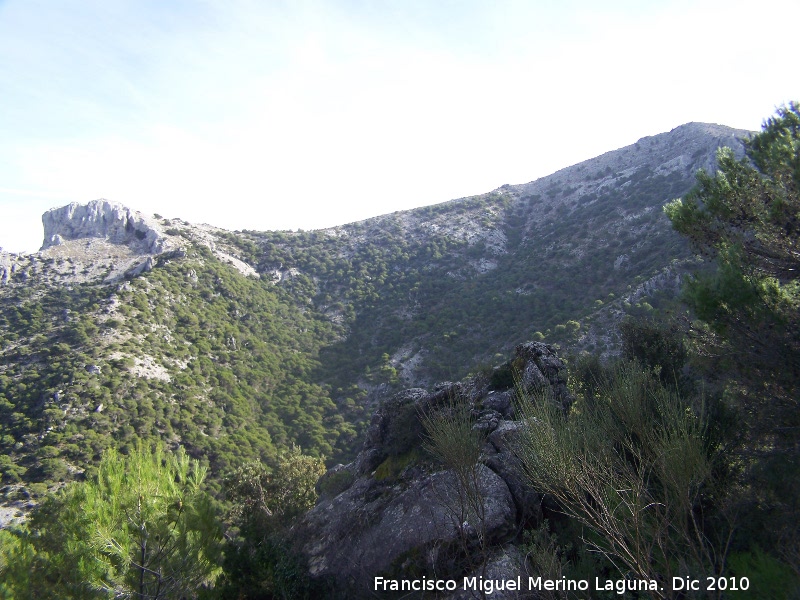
(0, 120, 752, 524)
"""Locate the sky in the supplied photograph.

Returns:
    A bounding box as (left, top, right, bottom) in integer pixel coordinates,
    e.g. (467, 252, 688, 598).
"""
(0, 0, 797, 253)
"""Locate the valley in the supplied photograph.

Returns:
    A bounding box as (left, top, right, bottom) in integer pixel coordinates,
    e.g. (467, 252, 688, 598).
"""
(0, 121, 750, 511)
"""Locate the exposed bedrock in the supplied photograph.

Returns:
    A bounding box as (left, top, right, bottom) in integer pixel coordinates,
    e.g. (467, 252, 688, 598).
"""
(295, 341, 572, 597)
(41, 199, 168, 254)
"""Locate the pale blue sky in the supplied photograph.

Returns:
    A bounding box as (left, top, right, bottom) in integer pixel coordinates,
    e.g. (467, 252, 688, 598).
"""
(1, 0, 796, 252)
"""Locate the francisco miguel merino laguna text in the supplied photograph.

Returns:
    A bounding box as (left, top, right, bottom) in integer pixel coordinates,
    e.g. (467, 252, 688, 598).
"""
(374, 576, 662, 595)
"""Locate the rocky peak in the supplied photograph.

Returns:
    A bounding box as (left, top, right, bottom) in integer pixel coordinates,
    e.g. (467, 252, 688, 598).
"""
(41, 199, 168, 254)
(510, 122, 751, 206)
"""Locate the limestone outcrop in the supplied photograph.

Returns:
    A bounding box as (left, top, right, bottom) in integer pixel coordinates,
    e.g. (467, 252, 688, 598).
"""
(41, 199, 168, 254)
(0, 252, 19, 286)
(294, 341, 572, 598)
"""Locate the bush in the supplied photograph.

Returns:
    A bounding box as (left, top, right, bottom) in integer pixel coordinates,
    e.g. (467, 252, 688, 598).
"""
(216, 447, 325, 599)
(419, 395, 489, 576)
(226, 446, 325, 524)
(316, 466, 355, 499)
(619, 317, 687, 390)
(514, 362, 724, 596)
(727, 547, 800, 600)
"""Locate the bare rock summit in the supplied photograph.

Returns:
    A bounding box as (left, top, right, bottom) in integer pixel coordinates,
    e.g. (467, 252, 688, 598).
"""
(41, 199, 168, 254)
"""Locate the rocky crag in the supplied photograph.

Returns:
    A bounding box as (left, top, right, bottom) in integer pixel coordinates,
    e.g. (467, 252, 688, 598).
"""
(1, 200, 173, 286)
(295, 341, 571, 598)
(0, 199, 260, 288)
(40, 199, 169, 254)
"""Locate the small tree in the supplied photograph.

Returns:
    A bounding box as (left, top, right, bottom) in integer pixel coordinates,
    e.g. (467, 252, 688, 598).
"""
(215, 446, 325, 599)
(4, 443, 223, 599)
(225, 445, 325, 526)
(665, 102, 800, 580)
(619, 317, 687, 391)
(419, 395, 490, 583)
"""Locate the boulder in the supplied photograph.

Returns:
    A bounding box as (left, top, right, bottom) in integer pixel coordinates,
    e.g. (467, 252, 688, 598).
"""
(295, 464, 515, 595)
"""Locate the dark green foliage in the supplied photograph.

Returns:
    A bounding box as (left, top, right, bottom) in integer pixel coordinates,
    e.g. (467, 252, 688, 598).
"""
(665, 103, 800, 590)
(566, 351, 612, 403)
(381, 399, 424, 459)
(619, 316, 687, 390)
(315, 467, 354, 499)
(664, 102, 800, 412)
(727, 547, 800, 600)
(214, 448, 325, 599)
(213, 535, 318, 600)
(0, 443, 223, 599)
(372, 448, 423, 482)
(488, 361, 516, 390)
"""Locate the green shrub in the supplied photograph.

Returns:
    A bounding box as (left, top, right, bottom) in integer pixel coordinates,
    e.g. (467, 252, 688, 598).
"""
(1, 443, 222, 599)
(316, 467, 355, 498)
(619, 317, 687, 389)
(727, 548, 800, 600)
(489, 361, 517, 390)
(515, 362, 723, 594)
(373, 448, 423, 481)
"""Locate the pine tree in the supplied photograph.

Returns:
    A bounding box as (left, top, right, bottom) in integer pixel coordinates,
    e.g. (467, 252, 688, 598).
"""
(664, 102, 799, 423)
(2, 443, 222, 599)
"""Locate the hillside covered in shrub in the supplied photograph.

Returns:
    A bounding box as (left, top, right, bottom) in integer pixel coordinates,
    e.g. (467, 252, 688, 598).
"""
(1, 105, 799, 598)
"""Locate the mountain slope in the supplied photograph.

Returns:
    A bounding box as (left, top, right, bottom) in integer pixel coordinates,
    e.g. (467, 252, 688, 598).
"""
(238, 122, 750, 388)
(0, 122, 751, 518)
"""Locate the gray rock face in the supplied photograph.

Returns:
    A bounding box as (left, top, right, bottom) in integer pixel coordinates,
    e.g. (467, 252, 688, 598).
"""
(295, 341, 571, 597)
(125, 256, 154, 277)
(445, 546, 528, 600)
(41, 199, 167, 254)
(516, 342, 571, 410)
(0, 252, 17, 286)
(299, 464, 515, 594)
